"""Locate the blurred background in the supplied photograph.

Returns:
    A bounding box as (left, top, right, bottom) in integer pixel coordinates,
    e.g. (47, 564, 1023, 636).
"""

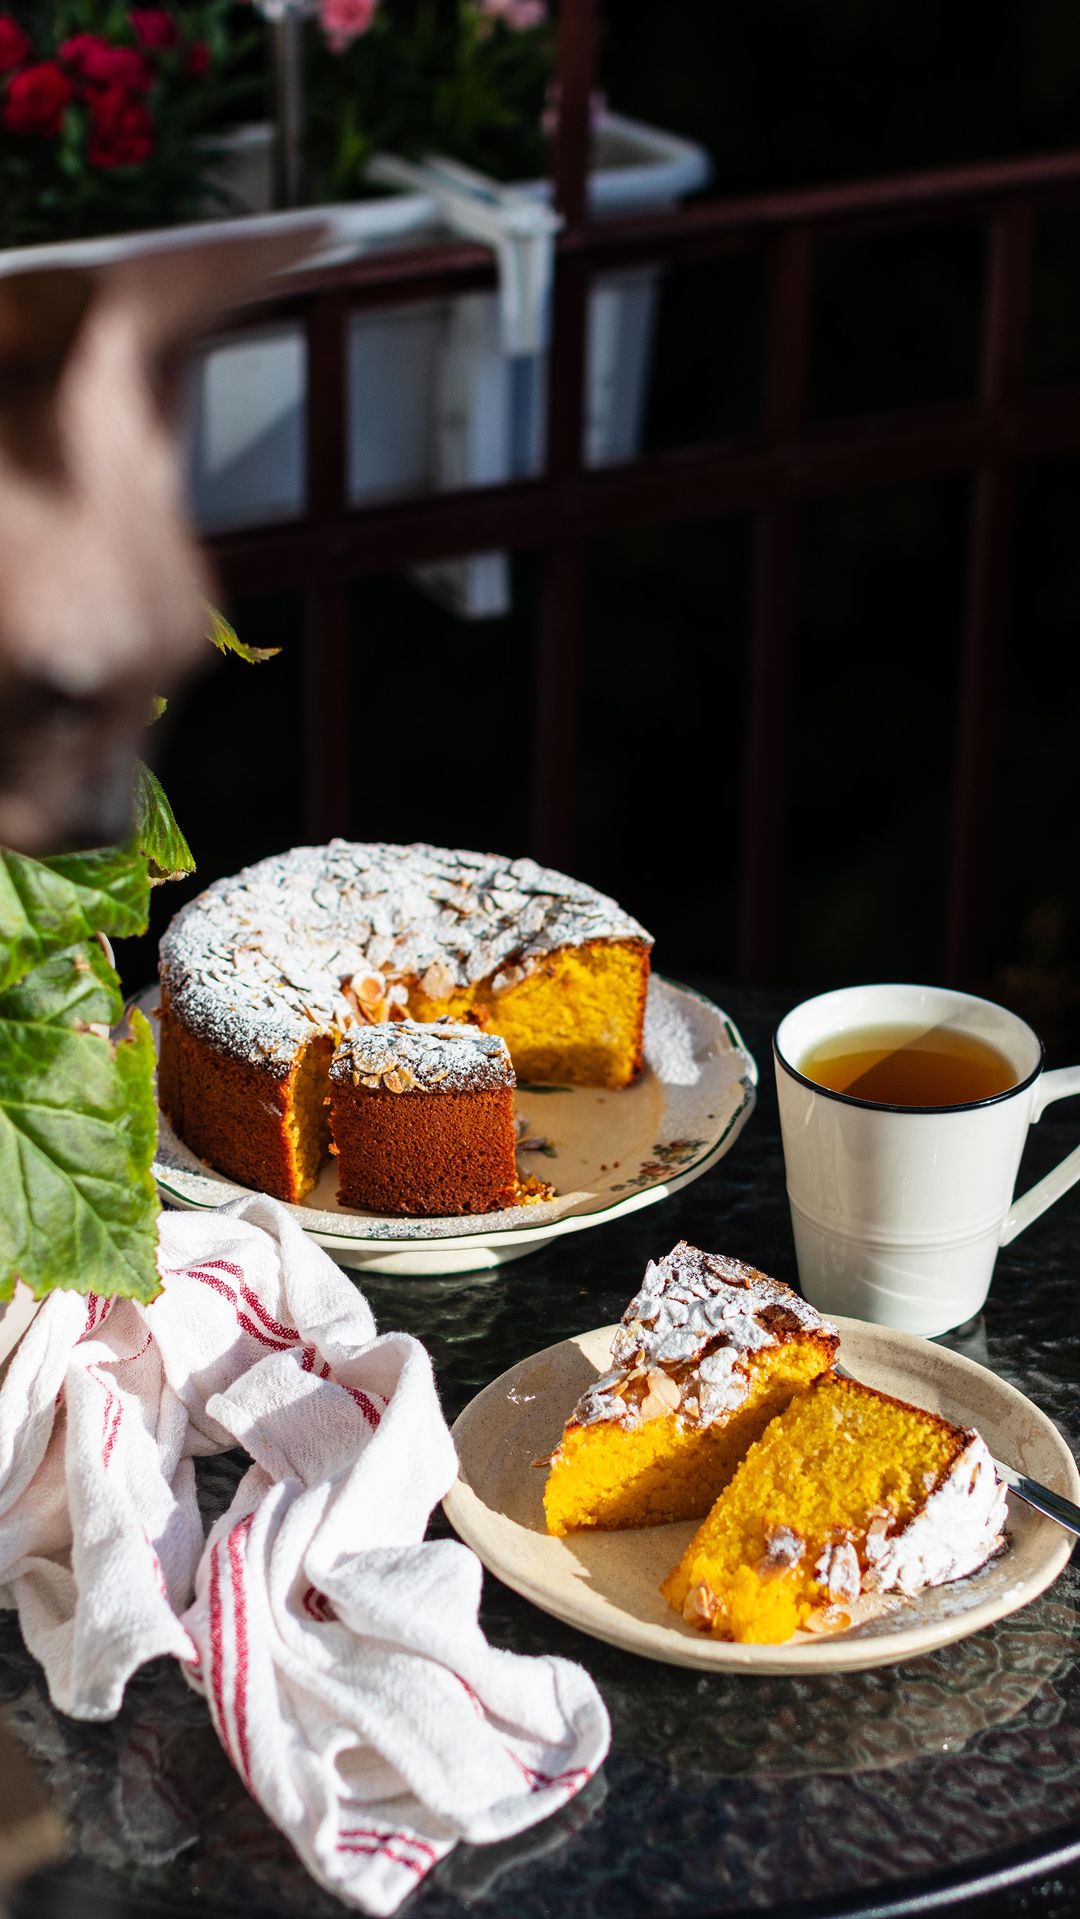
(12, 0, 1070, 1051)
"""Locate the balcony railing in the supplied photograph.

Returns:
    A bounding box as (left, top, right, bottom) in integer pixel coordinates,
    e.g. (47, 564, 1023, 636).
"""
(206, 0, 1080, 987)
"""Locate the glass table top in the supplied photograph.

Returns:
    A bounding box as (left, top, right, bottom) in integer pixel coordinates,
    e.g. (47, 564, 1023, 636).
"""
(5, 982, 1080, 1919)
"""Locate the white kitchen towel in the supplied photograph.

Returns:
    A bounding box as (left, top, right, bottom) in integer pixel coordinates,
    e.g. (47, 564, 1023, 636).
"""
(0, 1194, 609, 1915)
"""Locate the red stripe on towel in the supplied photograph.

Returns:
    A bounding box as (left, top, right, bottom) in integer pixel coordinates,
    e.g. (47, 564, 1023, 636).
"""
(337, 1825, 437, 1872)
(188, 1270, 294, 1351)
(227, 1515, 254, 1787)
(200, 1260, 301, 1343)
(102, 1402, 123, 1469)
(208, 1538, 232, 1767)
(113, 1331, 154, 1366)
(338, 1381, 381, 1429)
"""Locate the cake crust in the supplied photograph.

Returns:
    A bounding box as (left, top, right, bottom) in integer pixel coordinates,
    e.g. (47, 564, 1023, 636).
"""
(328, 1021, 520, 1216)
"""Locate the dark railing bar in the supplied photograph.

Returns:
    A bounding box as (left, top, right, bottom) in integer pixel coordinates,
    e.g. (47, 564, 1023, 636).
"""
(209, 385, 1080, 593)
(304, 582, 350, 839)
(218, 149, 1080, 333)
(305, 289, 349, 517)
(551, 0, 597, 235)
(222, 242, 498, 331)
(740, 226, 815, 981)
(946, 200, 1033, 984)
(533, 544, 586, 869)
(214, 145, 1080, 344)
(563, 146, 1080, 272)
(531, 0, 597, 869)
(302, 290, 351, 838)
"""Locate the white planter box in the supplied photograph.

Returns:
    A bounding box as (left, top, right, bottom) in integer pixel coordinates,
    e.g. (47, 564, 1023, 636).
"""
(187, 110, 710, 614)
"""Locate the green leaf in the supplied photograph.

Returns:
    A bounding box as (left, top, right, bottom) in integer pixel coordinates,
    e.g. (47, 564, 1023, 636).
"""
(0, 844, 149, 996)
(0, 949, 160, 1303)
(205, 602, 279, 665)
(147, 696, 168, 724)
(133, 761, 195, 885)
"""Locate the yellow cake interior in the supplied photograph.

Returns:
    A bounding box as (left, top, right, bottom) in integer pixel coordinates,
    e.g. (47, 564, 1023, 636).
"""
(661, 1374, 961, 1644)
(408, 939, 647, 1089)
(284, 1034, 336, 1199)
(544, 1338, 836, 1537)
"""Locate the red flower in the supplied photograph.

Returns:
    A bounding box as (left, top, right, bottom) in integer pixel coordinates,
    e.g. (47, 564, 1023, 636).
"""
(129, 10, 179, 51)
(187, 40, 210, 77)
(60, 34, 152, 94)
(3, 61, 73, 136)
(87, 84, 154, 168)
(0, 14, 30, 73)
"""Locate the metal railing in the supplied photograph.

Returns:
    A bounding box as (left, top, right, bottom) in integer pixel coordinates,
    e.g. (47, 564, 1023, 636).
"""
(207, 0, 1080, 985)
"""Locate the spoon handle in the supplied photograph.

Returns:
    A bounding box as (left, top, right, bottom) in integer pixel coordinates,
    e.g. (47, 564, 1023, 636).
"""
(990, 1460, 1080, 1538)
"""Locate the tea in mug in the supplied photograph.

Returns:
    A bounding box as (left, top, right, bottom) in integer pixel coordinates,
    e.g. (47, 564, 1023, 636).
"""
(798, 1022, 1017, 1107)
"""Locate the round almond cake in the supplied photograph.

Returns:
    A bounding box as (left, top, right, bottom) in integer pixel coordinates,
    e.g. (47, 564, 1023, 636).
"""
(157, 839, 652, 1207)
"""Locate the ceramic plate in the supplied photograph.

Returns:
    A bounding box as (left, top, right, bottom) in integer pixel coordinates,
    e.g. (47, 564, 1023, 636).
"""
(137, 976, 757, 1277)
(443, 1316, 1080, 1673)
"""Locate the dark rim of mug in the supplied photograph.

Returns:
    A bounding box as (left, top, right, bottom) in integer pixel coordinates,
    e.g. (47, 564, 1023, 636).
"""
(772, 1018, 1044, 1116)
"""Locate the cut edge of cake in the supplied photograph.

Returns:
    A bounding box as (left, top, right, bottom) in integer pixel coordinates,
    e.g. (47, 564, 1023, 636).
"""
(542, 1242, 840, 1537)
(661, 1371, 1009, 1644)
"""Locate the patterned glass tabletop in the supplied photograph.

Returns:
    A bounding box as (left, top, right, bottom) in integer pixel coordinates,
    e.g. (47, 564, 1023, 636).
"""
(6, 984, 1080, 1919)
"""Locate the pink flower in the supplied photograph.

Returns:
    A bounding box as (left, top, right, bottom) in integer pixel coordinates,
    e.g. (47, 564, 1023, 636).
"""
(318, 0, 378, 55)
(129, 9, 179, 50)
(479, 0, 546, 28)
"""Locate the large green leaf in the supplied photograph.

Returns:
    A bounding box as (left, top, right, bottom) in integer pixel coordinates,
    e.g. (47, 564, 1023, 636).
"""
(133, 760, 196, 884)
(0, 844, 149, 995)
(0, 944, 160, 1302)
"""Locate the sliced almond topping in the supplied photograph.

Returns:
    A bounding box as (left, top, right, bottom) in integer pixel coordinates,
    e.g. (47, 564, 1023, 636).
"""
(683, 1582, 718, 1626)
(645, 1369, 681, 1412)
(420, 960, 455, 1000)
(356, 970, 385, 1002)
(804, 1604, 853, 1635)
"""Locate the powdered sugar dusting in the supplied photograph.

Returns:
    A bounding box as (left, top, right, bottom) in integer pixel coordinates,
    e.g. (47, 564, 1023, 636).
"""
(159, 840, 651, 1075)
(329, 1020, 514, 1095)
(567, 1241, 838, 1432)
(863, 1433, 1008, 1597)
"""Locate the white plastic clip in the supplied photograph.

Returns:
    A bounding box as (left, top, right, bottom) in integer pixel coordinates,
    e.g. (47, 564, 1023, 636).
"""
(367, 151, 562, 357)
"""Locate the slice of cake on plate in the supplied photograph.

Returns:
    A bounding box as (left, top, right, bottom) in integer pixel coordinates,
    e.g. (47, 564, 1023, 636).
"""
(328, 1020, 520, 1216)
(661, 1372, 1008, 1643)
(543, 1242, 839, 1536)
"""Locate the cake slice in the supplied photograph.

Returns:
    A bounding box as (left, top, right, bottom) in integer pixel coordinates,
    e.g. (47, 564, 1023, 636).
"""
(543, 1243, 839, 1536)
(661, 1372, 1008, 1643)
(328, 1020, 520, 1216)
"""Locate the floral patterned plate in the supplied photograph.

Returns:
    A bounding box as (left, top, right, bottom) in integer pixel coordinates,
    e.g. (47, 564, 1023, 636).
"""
(138, 975, 757, 1277)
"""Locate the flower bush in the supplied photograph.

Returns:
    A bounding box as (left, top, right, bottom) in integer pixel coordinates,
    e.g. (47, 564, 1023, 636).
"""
(0, 3, 254, 245)
(0, 0, 557, 244)
(305, 0, 554, 203)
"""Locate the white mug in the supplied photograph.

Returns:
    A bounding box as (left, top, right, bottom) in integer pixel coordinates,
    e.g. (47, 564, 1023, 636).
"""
(774, 983, 1080, 1336)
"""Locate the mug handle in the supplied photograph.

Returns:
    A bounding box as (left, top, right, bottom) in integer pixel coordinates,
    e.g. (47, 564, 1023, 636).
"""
(1000, 1067, 1080, 1245)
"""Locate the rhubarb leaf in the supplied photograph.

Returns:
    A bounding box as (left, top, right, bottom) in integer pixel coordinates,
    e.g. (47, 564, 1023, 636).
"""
(134, 760, 196, 884)
(0, 943, 160, 1302)
(0, 843, 149, 995)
